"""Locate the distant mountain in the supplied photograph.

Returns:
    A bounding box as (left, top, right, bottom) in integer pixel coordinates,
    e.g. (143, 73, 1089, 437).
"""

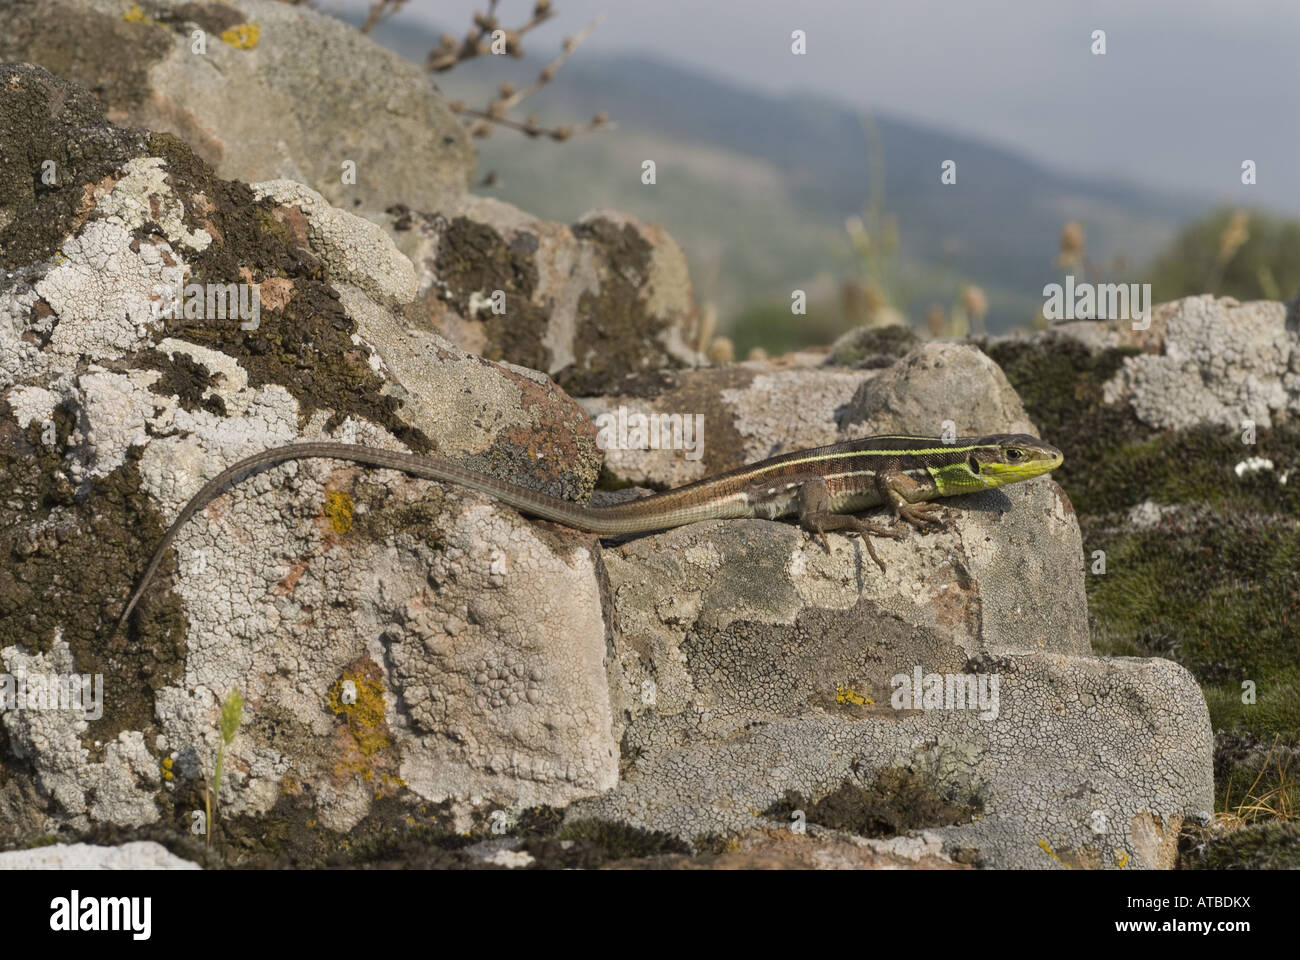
(354, 11, 1205, 338)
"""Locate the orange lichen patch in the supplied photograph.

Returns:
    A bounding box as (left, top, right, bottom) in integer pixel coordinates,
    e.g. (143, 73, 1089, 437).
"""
(276, 560, 308, 595)
(327, 658, 402, 795)
(189, 191, 224, 241)
(71, 173, 122, 235)
(256, 276, 294, 311)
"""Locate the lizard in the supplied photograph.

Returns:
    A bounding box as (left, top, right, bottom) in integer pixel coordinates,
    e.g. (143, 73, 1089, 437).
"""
(113, 433, 1063, 633)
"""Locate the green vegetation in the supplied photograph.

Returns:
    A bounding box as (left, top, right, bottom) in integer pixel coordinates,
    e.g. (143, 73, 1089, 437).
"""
(1150, 207, 1300, 303)
(206, 687, 244, 846)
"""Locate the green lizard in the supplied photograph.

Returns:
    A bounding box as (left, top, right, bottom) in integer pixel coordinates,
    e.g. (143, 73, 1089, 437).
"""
(115, 433, 1062, 632)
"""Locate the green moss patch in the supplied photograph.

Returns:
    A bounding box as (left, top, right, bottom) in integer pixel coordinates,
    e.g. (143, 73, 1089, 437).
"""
(765, 767, 982, 837)
(0, 402, 185, 745)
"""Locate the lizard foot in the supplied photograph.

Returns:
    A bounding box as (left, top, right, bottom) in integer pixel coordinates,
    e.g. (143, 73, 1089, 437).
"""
(894, 501, 947, 531)
(800, 512, 900, 573)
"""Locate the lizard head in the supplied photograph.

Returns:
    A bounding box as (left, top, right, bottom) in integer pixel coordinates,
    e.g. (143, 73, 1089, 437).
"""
(932, 434, 1064, 495)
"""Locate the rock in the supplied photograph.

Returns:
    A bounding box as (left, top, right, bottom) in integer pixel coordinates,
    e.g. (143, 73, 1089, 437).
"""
(841, 341, 1038, 437)
(825, 322, 920, 368)
(0, 62, 612, 837)
(0, 840, 200, 869)
(383, 199, 702, 397)
(1101, 296, 1299, 430)
(0, 62, 1219, 870)
(0, 0, 474, 216)
(575, 362, 878, 489)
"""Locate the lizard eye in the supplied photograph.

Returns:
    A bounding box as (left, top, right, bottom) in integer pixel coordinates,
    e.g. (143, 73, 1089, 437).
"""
(1006, 448, 1024, 462)
(967, 454, 980, 474)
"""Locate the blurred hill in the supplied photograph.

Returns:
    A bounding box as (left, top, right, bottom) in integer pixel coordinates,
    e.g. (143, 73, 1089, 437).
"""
(357, 12, 1205, 341)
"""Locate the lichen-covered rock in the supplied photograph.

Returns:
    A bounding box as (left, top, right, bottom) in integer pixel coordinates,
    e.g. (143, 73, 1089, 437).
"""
(573, 341, 1036, 492)
(384, 198, 702, 397)
(0, 0, 474, 216)
(576, 636, 1211, 869)
(0, 62, 612, 844)
(1100, 296, 1300, 430)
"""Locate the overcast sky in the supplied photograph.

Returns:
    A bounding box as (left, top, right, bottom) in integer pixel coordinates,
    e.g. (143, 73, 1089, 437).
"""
(331, 0, 1300, 214)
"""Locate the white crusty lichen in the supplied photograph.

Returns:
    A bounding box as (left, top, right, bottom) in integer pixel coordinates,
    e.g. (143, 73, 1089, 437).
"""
(95, 156, 213, 252)
(34, 220, 182, 364)
(251, 179, 418, 304)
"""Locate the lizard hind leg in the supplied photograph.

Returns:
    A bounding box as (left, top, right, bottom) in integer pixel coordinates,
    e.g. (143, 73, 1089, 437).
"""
(794, 477, 899, 572)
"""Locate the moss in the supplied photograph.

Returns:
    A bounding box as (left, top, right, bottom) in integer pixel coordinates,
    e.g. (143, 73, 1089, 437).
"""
(140, 132, 432, 452)
(826, 323, 919, 367)
(137, 348, 226, 417)
(519, 818, 690, 868)
(0, 401, 186, 745)
(1087, 512, 1300, 700)
(1181, 821, 1300, 869)
(986, 336, 1300, 516)
(433, 215, 552, 374)
(563, 217, 674, 396)
(0, 62, 152, 270)
(764, 768, 982, 837)
(349, 475, 447, 549)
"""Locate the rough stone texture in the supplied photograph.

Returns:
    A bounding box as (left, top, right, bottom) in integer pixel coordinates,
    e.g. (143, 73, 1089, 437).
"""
(581, 505, 1211, 867)
(575, 364, 876, 489)
(1098, 296, 1300, 430)
(573, 341, 1036, 492)
(384, 197, 702, 397)
(0, 0, 475, 216)
(0, 62, 613, 840)
(0, 840, 200, 869)
(840, 341, 1039, 438)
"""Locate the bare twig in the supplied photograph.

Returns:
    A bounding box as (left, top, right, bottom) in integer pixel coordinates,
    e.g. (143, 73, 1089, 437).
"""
(427, 0, 555, 72)
(441, 9, 610, 141)
(360, 0, 408, 34)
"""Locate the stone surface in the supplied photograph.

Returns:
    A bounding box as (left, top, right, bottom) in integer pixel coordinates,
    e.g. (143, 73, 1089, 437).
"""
(0, 841, 200, 869)
(0, 0, 475, 216)
(385, 198, 702, 397)
(0, 62, 613, 841)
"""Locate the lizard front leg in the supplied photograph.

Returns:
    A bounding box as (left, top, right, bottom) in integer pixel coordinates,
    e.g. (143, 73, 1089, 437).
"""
(875, 469, 948, 531)
(794, 476, 901, 572)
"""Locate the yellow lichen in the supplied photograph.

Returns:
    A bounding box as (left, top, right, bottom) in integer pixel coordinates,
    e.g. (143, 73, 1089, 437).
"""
(221, 23, 261, 49)
(324, 490, 354, 535)
(1114, 848, 1129, 868)
(160, 755, 174, 781)
(328, 667, 389, 758)
(123, 2, 151, 23)
(1038, 838, 1069, 867)
(835, 684, 871, 706)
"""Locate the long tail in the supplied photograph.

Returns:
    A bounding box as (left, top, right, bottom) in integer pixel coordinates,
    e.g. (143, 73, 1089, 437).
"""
(113, 442, 726, 634)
